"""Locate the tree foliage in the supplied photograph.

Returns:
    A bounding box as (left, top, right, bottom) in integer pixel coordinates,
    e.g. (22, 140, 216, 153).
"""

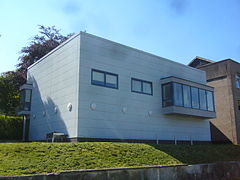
(17, 25, 74, 80)
(0, 71, 25, 116)
(0, 25, 73, 116)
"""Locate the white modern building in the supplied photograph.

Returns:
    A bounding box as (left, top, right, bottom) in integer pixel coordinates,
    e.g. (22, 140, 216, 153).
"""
(19, 32, 216, 143)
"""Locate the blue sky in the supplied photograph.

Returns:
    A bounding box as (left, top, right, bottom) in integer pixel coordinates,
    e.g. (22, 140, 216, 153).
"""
(0, 0, 240, 73)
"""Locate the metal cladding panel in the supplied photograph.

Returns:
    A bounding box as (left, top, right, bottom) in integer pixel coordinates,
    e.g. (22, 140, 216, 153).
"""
(77, 33, 211, 141)
(27, 35, 81, 140)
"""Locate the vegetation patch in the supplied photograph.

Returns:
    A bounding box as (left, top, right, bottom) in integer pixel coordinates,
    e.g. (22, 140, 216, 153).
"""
(0, 142, 240, 176)
(0, 115, 22, 140)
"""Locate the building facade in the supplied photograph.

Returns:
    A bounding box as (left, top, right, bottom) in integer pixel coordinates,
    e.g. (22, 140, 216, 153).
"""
(189, 57, 240, 144)
(19, 32, 215, 143)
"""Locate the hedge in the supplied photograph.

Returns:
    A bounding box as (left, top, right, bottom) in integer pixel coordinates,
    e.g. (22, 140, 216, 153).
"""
(0, 115, 23, 140)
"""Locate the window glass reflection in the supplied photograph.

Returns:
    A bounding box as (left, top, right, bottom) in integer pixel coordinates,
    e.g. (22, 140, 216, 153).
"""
(199, 89, 207, 110)
(173, 83, 183, 106)
(191, 87, 199, 109)
(207, 91, 214, 111)
(183, 85, 191, 108)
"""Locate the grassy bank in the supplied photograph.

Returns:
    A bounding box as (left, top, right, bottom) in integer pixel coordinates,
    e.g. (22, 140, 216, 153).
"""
(0, 142, 240, 176)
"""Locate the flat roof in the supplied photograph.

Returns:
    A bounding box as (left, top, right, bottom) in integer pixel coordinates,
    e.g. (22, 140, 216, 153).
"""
(28, 32, 204, 74)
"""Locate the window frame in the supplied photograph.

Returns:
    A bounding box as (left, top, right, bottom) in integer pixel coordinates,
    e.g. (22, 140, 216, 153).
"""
(182, 84, 192, 108)
(236, 74, 240, 88)
(199, 89, 207, 111)
(131, 78, 153, 95)
(237, 100, 240, 111)
(206, 90, 215, 112)
(19, 89, 32, 111)
(173, 82, 183, 107)
(91, 69, 119, 89)
(162, 82, 173, 107)
(161, 82, 215, 112)
(191, 86, 200, 109)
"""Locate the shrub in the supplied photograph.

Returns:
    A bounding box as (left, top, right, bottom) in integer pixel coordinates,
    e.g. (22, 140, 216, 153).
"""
(0, 115, 23, 140)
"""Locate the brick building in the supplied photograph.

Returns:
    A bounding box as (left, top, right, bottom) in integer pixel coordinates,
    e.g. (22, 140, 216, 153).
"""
(189, 57, 240, 144)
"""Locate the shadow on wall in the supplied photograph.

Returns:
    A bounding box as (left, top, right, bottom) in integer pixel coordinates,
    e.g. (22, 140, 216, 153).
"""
(210, 122, 232, 144)
(29, 77, 69, 141)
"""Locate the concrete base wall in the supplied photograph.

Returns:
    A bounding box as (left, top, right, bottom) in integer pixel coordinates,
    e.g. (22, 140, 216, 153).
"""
(1, 161, 240, 180)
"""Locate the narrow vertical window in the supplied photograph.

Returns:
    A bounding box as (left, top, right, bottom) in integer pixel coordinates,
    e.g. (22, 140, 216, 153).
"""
(236, 74, 240, 88)
(162, 83, 173, 107)
(182, 85, 191, 108)
(173, 83, 183, 106)
(206, 91, 214, 111)
(20, 89, 32, 111)
(199, 89, 207, 110)
(191, 87, 200, 109)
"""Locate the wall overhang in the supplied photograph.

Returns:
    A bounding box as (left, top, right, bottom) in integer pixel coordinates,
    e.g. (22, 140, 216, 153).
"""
(20, 83, 33, 91)
(160, 76, 214, 91)
(162, 106, 216, 118)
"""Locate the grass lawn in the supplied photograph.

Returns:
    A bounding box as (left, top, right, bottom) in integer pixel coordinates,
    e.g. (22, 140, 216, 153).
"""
(0, 142, 240, 176)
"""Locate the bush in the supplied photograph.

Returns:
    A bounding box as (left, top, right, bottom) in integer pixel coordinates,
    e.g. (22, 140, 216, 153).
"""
(0, 115, 23, 140)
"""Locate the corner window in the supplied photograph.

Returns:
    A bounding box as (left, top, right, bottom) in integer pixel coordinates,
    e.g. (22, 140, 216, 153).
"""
(236, 74, 240, 88)
(131, 78, 153, 95)
(91, 69, 118, 89)
(20, 89, 32, 111)
(162, 83, 173, 107)
(162, 82, 214, 112)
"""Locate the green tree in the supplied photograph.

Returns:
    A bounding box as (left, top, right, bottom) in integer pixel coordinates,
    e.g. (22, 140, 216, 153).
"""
(17, 25, 74, 80)
(0, 25, 73, 116)
(0, 71, 25, 116)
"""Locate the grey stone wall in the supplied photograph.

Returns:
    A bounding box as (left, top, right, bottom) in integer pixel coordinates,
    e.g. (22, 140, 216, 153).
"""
(1, 161, 240, 180)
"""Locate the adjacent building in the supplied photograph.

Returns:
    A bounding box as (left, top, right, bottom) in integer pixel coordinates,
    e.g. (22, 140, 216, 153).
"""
(189, 57, 240, 144)
(18, 32, 216, 143)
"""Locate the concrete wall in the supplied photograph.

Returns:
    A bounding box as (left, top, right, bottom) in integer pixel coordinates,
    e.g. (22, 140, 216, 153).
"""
(229, 61, 240, 144)
(77, 32, 211, 142)
(2, 161, 240, 180)
(27, 35, 81, 140)
(200, 60, 240, 144)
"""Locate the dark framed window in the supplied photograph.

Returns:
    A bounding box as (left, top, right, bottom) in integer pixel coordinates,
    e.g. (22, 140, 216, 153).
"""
(162, 82, 215, 112)
(162, 83, 173, 107)
(199, 89, 207, 110)
(173, 83, 183, 106)
(91, 69, 118, 89)
(182, 85, 191, 108)
(19, 89, 32, 111)
(206, 91, 214, 112)
(131, 78, 153, 95)
(238, 100, 240, 110)
(191, 87, 200, 109)
(236, 74, 240, 88)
